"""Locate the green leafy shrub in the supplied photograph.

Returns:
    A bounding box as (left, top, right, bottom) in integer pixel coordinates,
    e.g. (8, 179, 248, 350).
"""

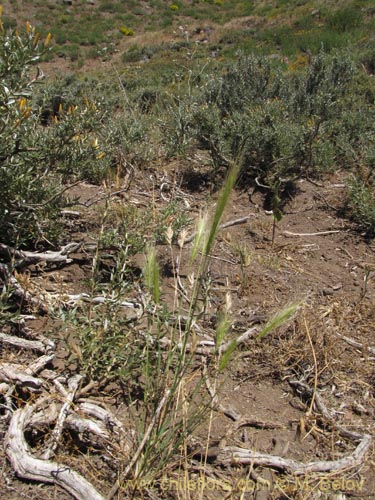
(347, 176, 375, 236)
(0, 22, 62, 246)
(122, 44, 155, 63)
(327, 6, 363, 32)
(189, 51, 356, 188)
(0, 22, 118, 247)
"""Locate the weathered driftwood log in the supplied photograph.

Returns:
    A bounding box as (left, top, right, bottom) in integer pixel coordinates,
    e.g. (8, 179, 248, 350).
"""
(77, 400, 134, 452)
(214, 434, 372, 474)
(30, 405, 114, 446)
(5, 404, 105, 500)
(27, 354, 55, 374)
(0, 242, 81, 267)
(0, 363, 42, 392)
(0, 355, 54, 420)
(42, 375, 82, 460)
(0, 264, 49, 314)
(160, 325, 259, 356)
(28, 396, 134, 454)
(0, 332, 55, 353)
(0, 354, 53, 391)
(0, 388, 13, 420)
(56, 293, 142, 314)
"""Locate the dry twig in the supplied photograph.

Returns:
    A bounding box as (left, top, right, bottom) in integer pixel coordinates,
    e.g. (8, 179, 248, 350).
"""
(5, 403, 106, 500)
(42, 375, 82, 460)
(185, 215, 253, 244)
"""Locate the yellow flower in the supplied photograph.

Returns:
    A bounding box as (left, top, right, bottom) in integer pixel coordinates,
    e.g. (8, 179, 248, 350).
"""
(119, 26, 134, 36)
(33, 32, 40, 47)
(96, 152, 106, 160)
(44, 32, 52, 47)
(22, 107, 31, 119)
(25, 21, 32, 34)
(92, 138, 99, 149)
(18, 98, 27, 111)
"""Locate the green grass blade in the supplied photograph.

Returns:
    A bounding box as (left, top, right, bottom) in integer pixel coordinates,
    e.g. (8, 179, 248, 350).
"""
(257, 302, 300, 340)
(204, 162, 240, 257)
(144, 245, 160, 304)
(218, 339, 237, 372)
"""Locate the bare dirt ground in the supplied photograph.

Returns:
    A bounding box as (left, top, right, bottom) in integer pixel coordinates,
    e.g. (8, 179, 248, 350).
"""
(1, 164, 374, 499)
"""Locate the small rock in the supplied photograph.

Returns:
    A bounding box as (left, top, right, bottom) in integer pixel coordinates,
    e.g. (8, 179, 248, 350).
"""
(332, 283, 342, 291)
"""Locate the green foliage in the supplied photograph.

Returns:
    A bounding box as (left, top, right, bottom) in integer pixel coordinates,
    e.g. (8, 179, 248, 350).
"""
(0, 23, 61, 246)
(205, 162, 239, 256)
(144, 246, 160, 303)
(327, 6, 363, 33)
(257, 303, 300, 340)
(189, 51, 358, 190)
(104, 200, 192, 255)
(60, 244, 144, 382)
(0, 24, 123, 247)
(347, 176, 375, 237)
(2, 0, 374, 66)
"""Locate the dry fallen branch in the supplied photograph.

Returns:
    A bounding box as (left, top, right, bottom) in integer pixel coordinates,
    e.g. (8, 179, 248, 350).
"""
(288, 380, 367, 441)
(42, 375, 82, 460)
(29, 401, 127, 450)
(219, 326, 259, 356)
(334, 332, 375, 356)
(77, 400, 134, 451)
(185, 215, 253, 244)
(161, 326, 259, 356)
(214, 435, 371, 474)
(235, 419, 283, 431)
(5, 403, 106, 500)
(0, 354, 53, 419)
(0, 332, 55, 354)
(27, 354, 55, 375)
(0, 391, 13, 420)
(282, 230, 344, 237)
(55, 292, 142, 314)
(0, 363, 42, 392)
(202, 380, 372, 476)
(30, 403, 113, 443)
(0, 264, 49, 314)
(64, 415, 111, 444)
(0, 242, 81, 268)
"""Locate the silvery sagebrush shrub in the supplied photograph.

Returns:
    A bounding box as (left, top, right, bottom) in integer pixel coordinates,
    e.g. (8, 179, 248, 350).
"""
(192, 51, 357, 188)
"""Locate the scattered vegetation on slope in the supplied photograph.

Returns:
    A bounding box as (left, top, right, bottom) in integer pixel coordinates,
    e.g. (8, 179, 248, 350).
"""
(1, 2, 375, 498)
